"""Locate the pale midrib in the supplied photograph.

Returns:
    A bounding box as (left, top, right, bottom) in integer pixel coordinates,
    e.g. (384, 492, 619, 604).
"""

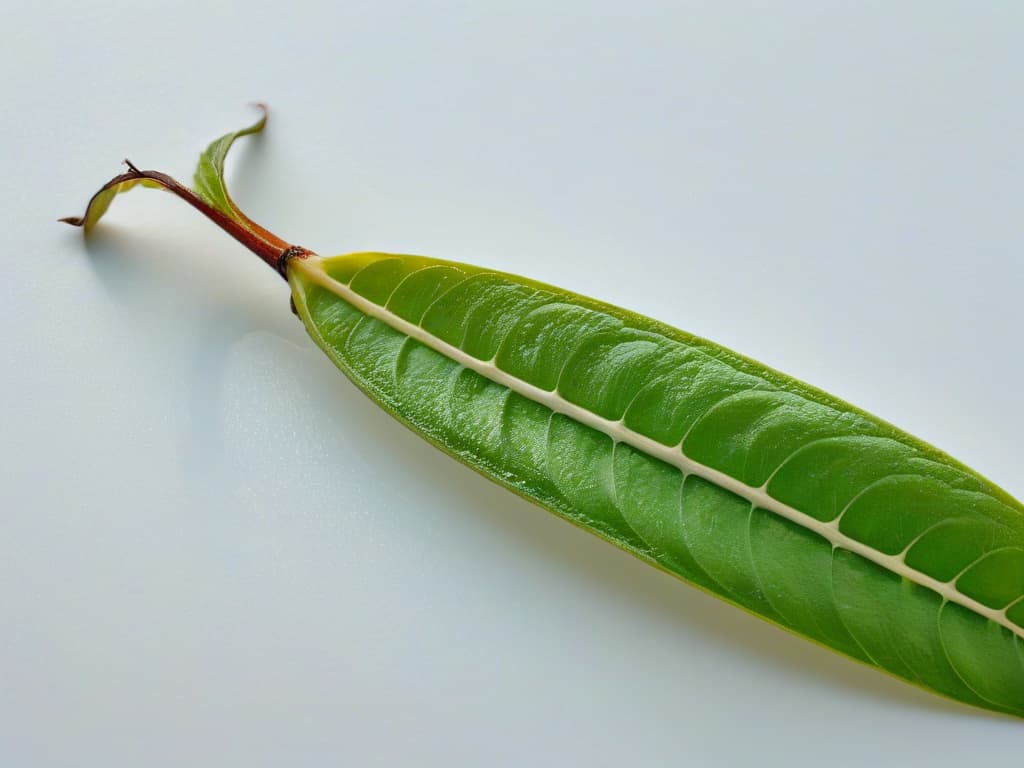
(296, 258, 1024, 641)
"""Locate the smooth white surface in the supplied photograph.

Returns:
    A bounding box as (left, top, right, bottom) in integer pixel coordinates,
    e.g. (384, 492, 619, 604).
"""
(2, 2, 1023, 765)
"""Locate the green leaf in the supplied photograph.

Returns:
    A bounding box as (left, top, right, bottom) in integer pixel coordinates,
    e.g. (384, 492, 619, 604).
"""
(192, 104, 266, 219)
(191, 104, 285, 250)
(289, 252, 1024, 718)
(63, 108, 1024, 718)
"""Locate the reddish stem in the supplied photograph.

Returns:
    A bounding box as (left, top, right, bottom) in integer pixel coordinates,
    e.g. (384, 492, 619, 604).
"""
(60, 163, 311, 279)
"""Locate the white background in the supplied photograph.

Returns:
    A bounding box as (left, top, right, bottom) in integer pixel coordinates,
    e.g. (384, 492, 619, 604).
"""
(3, 2, 1023, 765)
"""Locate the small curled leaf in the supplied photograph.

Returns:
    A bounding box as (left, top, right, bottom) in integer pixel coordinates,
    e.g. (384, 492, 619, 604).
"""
(61, 108, 300, 274)
(58, 167, 163, 233)
(192, 103, 286, 250)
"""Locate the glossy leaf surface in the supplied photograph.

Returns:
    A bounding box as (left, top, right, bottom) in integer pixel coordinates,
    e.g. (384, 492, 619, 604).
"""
(289, 252, 1024, 717)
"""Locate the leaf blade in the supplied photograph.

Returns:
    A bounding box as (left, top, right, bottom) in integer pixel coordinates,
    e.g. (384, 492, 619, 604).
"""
(291, 252, 1024, 717)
